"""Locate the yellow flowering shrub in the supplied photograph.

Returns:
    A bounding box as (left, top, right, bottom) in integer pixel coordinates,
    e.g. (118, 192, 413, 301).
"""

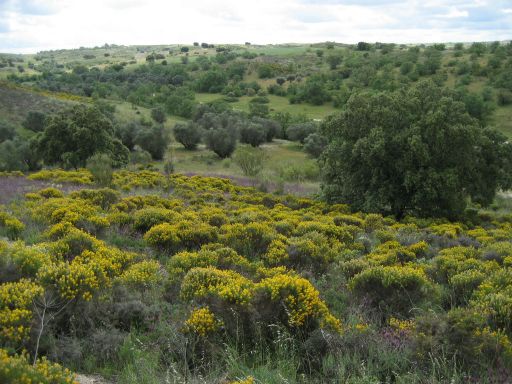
(118, 260, 161, 287)
(263, 237, 289, 266)
(133, 207, 182, 232)
(389, 317, 415, 332)
(0, 280, 43, 345)
(221, 222, 276, 258)
(113, 170, 165, 190)
(0, 209, 25, 239)
(429, 223, 464, 239)
(366, 241, 424, 266)
(69, 188, 120, 209)
(168, 246, 251, 282)
(181, 267, 254, 306)
(0, 170, 24, 177)
(294, 221, 353, 244)
(349, 266, 435, 317)
(333, 214, 364, 227)
(28, 169, 93, 184)
(33, 187, 64, 199)
(30, 197, 102, 232)
(256, 274, 342, 332)
(37, 260, 102, 301)
(0, 349, 78, 384)
(184, 307, 223, 336)
(431, 246, 498, 284)
(1, 242, 52, 278)
(471, 269, 512, 333)
(466, 227, 494, 244)
(286, 232, 343, 271)
(145, 221, 218, 252)
(449, 269, 486, 303)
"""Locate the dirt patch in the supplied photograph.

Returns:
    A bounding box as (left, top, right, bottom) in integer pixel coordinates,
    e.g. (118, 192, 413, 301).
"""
(75, 374, 112, 384)
(0, 176, 84, 205)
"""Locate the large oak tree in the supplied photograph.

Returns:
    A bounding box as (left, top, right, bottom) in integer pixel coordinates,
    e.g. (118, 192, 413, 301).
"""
(321, 80, 512, 219)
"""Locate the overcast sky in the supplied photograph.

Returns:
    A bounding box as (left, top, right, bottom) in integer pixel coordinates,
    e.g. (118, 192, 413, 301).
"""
(1, 0, 511, 53)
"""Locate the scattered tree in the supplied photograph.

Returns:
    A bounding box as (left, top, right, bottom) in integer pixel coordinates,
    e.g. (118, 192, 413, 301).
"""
(303, 133, 328, 158)
(37, 105, 128, 169)
(321, 80, 512, 219)
(151, 107, 166, 124)
(134, 124, 169, 160)
(173, 122, 202, 150)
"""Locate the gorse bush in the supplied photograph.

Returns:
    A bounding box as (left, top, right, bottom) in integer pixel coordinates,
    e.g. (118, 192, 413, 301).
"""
(0, 349, 77, 384)
(0, 170, 511, 382)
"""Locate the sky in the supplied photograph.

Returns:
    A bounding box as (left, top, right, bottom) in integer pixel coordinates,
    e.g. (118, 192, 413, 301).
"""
(0, 0, 511, 53)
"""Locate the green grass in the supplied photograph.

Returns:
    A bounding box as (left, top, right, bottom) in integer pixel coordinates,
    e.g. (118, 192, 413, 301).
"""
(196, 93, 339, 119)
(167, 140, 321, 196)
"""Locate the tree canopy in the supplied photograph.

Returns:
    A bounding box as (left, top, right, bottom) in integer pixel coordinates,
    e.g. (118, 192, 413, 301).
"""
(37, 105, 128, 169)
(321, 80, 512, 219)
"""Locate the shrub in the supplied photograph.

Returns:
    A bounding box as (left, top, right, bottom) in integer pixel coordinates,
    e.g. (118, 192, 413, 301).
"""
(86, 153, 113, 187)
(22, 111, 47, 132)
(118, 260, 161, 288)
(133, 207, 182, 232)
(239, 123, 267, 147)
(184, 306, 223, 336)
(0, 121, 16, 143)
(303, 133, 327, 158)
(173, 122, 202, 150)
(144, 221, 218, 252)
(256, 274, 341, 332)
(181, 267, 254, 306)
(134, 124, 169, 160)
(349, 266, 435, 318)
(287, 122, 318, 143)
(471, 269, 512, 333)
(232, 146, 265, 177)
(221, 222, 275, 258)
(150, 107, 166, 123)
(286, 232, 341, 271)
(0, 349, 77, 384)
(0, 209, 25, 240)
(204, 128, 237, 158)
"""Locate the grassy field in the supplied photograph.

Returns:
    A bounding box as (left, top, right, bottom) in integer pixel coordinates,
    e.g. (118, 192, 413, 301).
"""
(196, 93, 338, 119)
(167, 139, 321, 196)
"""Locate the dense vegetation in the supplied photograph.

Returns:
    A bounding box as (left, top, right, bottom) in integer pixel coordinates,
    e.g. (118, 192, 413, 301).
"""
(0, 169, 511, 383)
(1, 40, 512, 383)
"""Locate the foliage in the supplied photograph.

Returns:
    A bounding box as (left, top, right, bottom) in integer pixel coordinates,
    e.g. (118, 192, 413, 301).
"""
(134, 124, 169, 160)
(303, 132, 328, 158)
(37, 105, 128, 169)
(321, 80, 512, 218)
(0, 349, 77, 384)
(173, 122, 202, 150)
(86, 153, 113, 187)
(287, 121, 318, 143)
(239, 123, 267, 147)
(204, 127, 237, 158)
(22, 111, 47, 132)
(232, 146, 266, 177)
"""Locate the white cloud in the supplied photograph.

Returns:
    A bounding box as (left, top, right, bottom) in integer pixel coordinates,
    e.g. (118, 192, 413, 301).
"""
(439, 7, 469, 18)
(0, 0, 510, 53)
